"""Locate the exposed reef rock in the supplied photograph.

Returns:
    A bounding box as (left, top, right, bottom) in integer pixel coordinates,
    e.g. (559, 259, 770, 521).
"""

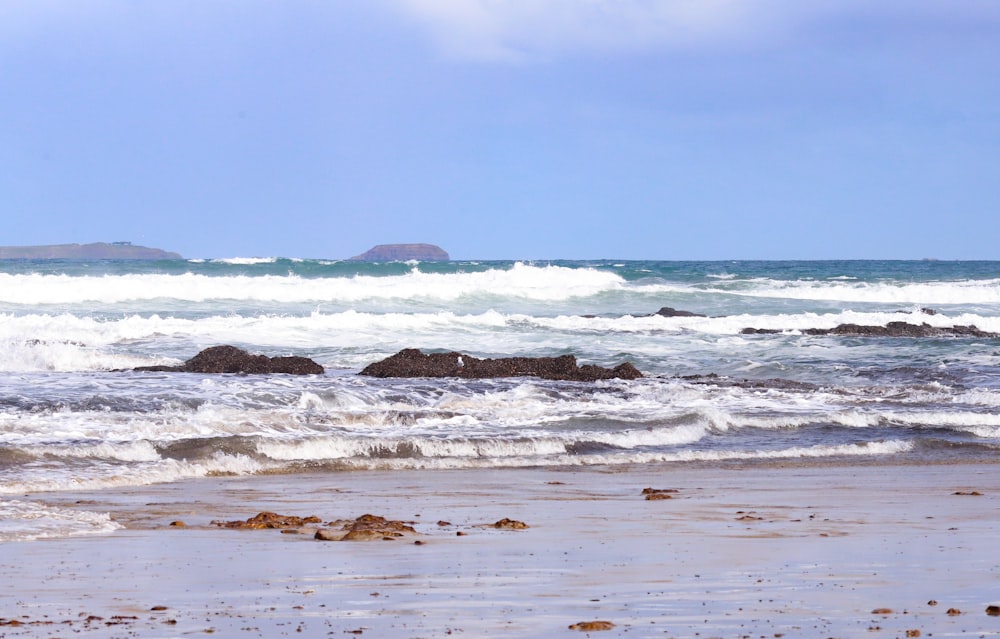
(360, 349, 642, 381)
(649, 306, 707, 318)
(134, 345, 324, 375)
(741, 321, 997, 338)
(0, 242, 181, 260)
(350, 243, 449, 262)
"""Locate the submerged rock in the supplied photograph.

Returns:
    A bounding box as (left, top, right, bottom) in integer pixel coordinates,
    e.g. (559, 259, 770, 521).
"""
(651, 306, 707, 318)
(680, 374, 818, 391)
(359, 349, 642, 381)
(135, 345, 324, 375)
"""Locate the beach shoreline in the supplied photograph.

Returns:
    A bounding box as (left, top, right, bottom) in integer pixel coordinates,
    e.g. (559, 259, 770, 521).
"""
(3, 460, 999, 638)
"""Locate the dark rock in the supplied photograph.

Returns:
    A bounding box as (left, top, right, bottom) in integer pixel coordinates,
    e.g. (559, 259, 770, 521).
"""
(740, 328, 782, 335)
(135, 345, 324, 375)
(828, 322, 996, 338)
(652, 306, 706, 318)
(350, 243, 449, 262)
(741, 322, 998, 339)
(359, 349, 642, 381)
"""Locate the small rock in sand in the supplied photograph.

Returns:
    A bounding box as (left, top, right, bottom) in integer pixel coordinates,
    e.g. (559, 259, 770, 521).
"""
(987, 605, 1000, 616)
(645, 492, 673, 500)
(568, 621, 616, 631)
(491, 518, 529, 530)
(213, 511, 322, 529)
(642, 488, 678, 500)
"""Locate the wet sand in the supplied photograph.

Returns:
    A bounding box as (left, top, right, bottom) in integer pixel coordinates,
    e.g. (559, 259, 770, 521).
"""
(2, 462, 1000, 638)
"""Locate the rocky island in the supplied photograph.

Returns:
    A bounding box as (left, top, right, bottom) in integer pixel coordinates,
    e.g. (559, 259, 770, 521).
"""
(0, 242, 181, 260)
(350, 243, 449, 261)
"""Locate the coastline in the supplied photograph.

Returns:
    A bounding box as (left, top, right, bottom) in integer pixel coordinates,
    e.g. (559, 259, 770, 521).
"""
(3, 460, 999, 638)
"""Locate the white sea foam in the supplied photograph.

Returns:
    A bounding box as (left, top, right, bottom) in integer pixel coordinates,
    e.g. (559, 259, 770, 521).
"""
(0, 499, 122, 542)
(963, 425, 1000, 438)
(212, 257, 278, 265)
(0, 452, 268, 495)
(266, 439, 915, 471)
(727, 278, 1000, 305)
(0, 263, 625, 306)
(953, 389, 1000, 408)
(20, 440, 162, 462)
(255, 424, 708, 461)
(4, 304, 999, 374)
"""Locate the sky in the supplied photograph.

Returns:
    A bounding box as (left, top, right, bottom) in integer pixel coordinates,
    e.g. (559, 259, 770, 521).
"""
(2, 1, 999, 260)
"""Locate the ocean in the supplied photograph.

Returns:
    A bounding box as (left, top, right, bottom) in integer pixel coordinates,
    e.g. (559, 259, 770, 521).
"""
(1, 258, 999, 540)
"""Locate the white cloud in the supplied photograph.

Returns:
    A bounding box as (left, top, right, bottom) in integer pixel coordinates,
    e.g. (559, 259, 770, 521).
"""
(386, 0, 1000, 62)
(391, 0, 770, 61)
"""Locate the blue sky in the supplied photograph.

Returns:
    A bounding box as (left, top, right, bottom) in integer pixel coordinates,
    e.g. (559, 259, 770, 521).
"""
(2, 1, 999, 260)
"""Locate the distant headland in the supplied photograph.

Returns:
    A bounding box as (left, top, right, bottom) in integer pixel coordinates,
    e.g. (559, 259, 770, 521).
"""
(350, 243, 449, 262)
(0, 241, 451, 261)
(0, 242, 182, 260)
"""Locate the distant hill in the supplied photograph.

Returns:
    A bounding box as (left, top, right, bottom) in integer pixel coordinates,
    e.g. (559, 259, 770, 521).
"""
(350, 243, 449, 262)
(0, 242, 182, 260)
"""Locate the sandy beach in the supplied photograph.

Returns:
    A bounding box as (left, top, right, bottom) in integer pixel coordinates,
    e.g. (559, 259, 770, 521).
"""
(2, 461, 999, 638)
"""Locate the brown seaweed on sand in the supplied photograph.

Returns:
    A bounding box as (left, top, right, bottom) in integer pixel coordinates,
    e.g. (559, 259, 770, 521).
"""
(315, 514, 417, 541)
(212, 511, 322, 529)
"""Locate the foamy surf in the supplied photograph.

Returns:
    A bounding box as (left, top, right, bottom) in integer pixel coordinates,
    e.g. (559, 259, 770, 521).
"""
(2, 258, 999, 538)
(0, 499, 122, 542)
